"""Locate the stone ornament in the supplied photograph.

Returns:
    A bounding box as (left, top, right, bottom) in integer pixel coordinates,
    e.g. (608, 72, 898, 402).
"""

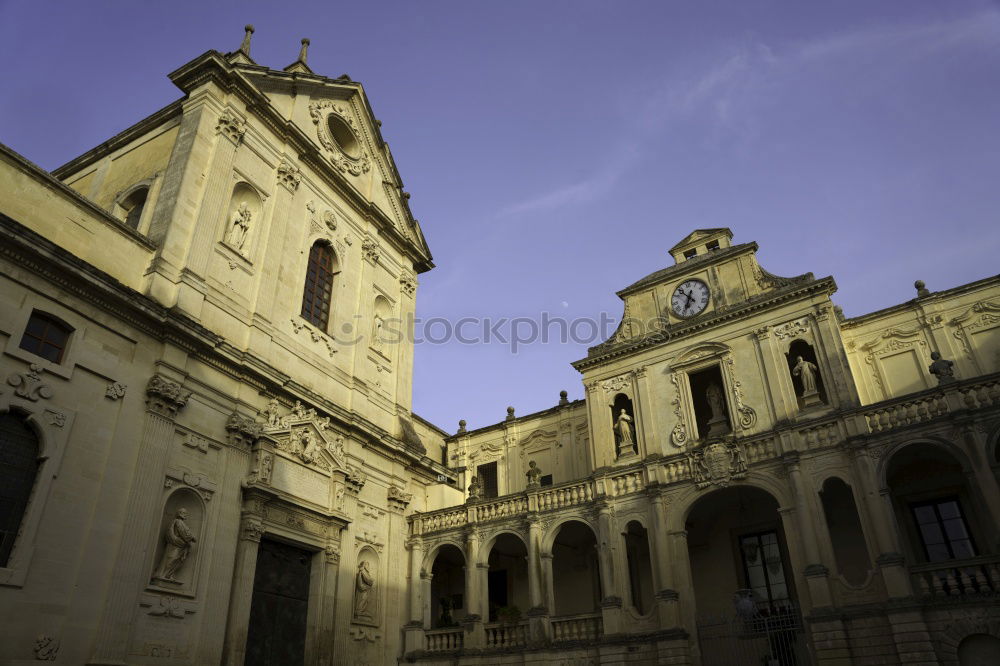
(467, 475, 482, 500)
(773, 317, 810, 340)
(33, 635, 59, 661)
(704, 383, 729, 436)
(399, 272, 417, 297)
(361, 237, 380, 264)
(215, 109, 246, 145)
(152, 508, 197, 584)
(277, 159, 301, 192)
(249, 450, 273, 485)
(387, 485, 413, 511)
(929, 351, 956, 385)
(225, 202, 252, 252)
(792, 356, 823, 407)
(309, 100, 372, 175)
(690, 439, 748, 489)
(226, 412, 262, 447)
(105, 381, 127, 400)
(6, 363, 52, 402)
(145, 375, 190, 418)
(354, 559, 377, 621)
(290, 318, 338, 357)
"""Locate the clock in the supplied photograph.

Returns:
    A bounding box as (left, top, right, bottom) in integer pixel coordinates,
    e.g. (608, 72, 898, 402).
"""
(671, 279, 710, 318)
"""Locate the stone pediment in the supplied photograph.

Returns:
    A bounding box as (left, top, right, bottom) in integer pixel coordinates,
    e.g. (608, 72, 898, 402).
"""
(673, 341, 731, 367)
(259, 399, 348, 473)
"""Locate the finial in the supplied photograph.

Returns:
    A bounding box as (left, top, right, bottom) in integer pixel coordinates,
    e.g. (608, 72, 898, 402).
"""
(298, 38, 310, 64)
(914, 280, 930, 298)
(559, 390, 569, 406)
(239, 25, 255, 56)
(457, 419, 467, 434)
(506, 406, 515, 421)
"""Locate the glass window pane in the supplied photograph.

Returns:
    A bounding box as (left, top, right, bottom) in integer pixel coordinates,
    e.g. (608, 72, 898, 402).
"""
(927, 544, 951, 562)
(952, 540, 975, 560)
(938, 501, 960, 520)
(943, 518, 969, 541)
(913, 505, 937, 524)
(919, 522, 945, 545)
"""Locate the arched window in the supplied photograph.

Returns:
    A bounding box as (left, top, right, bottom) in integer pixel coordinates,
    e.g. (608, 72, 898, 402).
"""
(0, 414, 40, 567)
(301, 242, 336, 329)
(19, 311, 73, 363)
(120, 186, 149, 229)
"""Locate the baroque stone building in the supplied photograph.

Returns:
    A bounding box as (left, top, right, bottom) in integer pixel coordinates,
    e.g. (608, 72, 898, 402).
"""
(1, 29, 999, 666)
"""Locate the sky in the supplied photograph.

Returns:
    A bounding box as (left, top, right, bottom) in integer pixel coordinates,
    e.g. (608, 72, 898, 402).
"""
(2, 1, 999, 433)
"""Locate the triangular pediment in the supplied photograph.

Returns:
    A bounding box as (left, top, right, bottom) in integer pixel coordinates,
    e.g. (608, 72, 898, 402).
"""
(260, 400, 349, 473)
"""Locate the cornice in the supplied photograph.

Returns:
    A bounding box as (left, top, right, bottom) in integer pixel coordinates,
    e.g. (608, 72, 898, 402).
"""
(0, 212, 448, 479)
(841, 273, 1000, 329)
(573, 276, 837, 372)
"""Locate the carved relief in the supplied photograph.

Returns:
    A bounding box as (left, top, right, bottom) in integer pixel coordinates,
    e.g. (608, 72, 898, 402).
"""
(6, 363, 52, 401)
(309, 100, 372, 175)
(248, 449, 273, 484)
(325, 543, 341, 564)
(773, 317, 810, 340)
(724, 357, 758, 429)
(601, 373, 632, 394)
(277, 159, 301, 192)
(399, 272, 417, 297)
(215, 109, 246, 144)
(387, 485, 413, 511)
(145, 375, 190, 419)
(361, 237, 380, 264)
(146, 595, 191, 619)
(226, 412, 262, 448)
(42, 409, 65, 427)
(241, 516, 264, 543)
(322, 210, 337, 231)
(669, 373, 688, 448)
(346, 466, 368, 494)
(353, 549, 380, 625)
(290, 318, 338, 357)
(33, 635, 59, 661)
(222, 182, 263, 258)
(690, 439, 748, 488)
(949, 300, 1000, 363)
(105, 382, 127, 400)
(151, 504, 199, 586)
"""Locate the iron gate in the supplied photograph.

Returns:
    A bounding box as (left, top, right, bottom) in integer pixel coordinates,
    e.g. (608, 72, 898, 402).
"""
(696, 603, 808, 665)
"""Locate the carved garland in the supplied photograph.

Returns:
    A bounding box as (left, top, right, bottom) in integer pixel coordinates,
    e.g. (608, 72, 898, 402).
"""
(669, 372, 688, 448)
(724, 357, 757, 429)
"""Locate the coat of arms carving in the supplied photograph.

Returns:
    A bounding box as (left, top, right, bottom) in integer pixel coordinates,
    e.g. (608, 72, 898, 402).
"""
(690, 438, 748, 488)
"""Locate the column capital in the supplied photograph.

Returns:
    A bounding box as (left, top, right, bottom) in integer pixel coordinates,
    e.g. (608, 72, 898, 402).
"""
(145, 374, 190, 419)
(240, 517, 264, 543)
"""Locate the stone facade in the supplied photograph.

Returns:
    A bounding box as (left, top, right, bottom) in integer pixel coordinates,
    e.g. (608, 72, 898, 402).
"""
(1, 35, 999, 666)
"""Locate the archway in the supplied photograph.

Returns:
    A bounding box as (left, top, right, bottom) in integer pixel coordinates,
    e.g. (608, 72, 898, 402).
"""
(429, 544, 465, 628)
(550, 520, 601, 616)
(686, 485, 802, 666)
(958, 633, 1000, 666)
(486, 533, 529, 623)
(819, 477, 872, 585)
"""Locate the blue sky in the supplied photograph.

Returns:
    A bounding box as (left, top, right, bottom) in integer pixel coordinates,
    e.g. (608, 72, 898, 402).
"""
(2, 1, 999, 432)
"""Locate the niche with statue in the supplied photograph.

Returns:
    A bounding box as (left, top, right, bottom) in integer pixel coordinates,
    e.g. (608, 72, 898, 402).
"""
(611, 393, 637, 457)
(221, 182, 263, 258)
(353, 547, 380, 627)
(149, 487, 205, 594)
(786, 339, 826, 409)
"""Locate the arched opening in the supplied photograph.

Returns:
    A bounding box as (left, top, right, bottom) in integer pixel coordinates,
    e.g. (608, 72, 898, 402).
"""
(300, 241, 338, 330)
(958, 633, 1000, 666)
(687, 486, 803, 665)
(118, 186, 149, 229)
(819, 477, 872, 585)
(611, 393, 637, 457)
(886, 443, 980, 564)
(0, 413, 40, 567)
(486, 533, 529, 624)
(786, 339, 826, 408)
(551, 520, 601, 616)
(429, 544, 465, 628)
(623, 521, 653, 615)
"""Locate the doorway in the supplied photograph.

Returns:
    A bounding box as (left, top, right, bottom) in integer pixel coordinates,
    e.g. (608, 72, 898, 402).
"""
(245, 539, 313, 666)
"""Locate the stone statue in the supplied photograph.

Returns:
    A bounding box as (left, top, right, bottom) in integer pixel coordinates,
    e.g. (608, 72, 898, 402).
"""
(354, 559, 375, 619)
(526, 460, 542, 488)
(225, 202, 252, 251)
(154, 508, 197, 583)
(299, 428, 322, 463)
(706, 383, 724, 421)
(614, 409, 635, 455)
(929, 351, 956, 385)
(261, 397, 281, 428)
(791, 356, 819, 396)
(467, 475, 482, 500)
(439, 596, 454, 626)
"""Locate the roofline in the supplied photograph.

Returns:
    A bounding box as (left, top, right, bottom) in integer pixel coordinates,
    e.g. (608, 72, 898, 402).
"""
(668, 227, 733, 253)
(841, 273, 1000, 327)
(616, 242, 758, 298)
(412, 412, 451, 438)
(444, 399, 586, 442)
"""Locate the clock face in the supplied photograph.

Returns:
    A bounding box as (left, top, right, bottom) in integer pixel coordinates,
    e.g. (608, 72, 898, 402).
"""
(671, 279, 710, 318)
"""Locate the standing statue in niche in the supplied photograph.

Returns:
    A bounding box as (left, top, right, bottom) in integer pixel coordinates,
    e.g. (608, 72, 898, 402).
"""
(705, 383, 729, 436)
(225, 202, 252, 252)
(354, 559, 376, 620)
(929, 351, 957, 385)
(791, 356, 823, 407)
(614, 409, 635, 456)
(153, 508, 197, 583)
(526, 460, 542, 488)
(372, 315, 385, 351)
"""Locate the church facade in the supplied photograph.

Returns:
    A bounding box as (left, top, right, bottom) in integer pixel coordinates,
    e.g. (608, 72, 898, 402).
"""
(1, 29, 999, 666)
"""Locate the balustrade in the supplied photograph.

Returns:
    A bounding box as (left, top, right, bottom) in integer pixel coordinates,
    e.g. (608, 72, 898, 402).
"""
(550, 612, 603, 642)
(484, 621, 528, 648)
(424, 627, 464, 652)
(910, 555, 1000, 598)
(536, 480, 593, 511)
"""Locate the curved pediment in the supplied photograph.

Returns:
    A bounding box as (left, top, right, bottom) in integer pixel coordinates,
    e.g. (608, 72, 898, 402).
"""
(673, 341, 731, 367)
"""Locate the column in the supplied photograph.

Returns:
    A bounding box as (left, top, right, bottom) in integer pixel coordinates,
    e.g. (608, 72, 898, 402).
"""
(958, 423, 1000, 550)
(222, 515, 263, 666)
(540, 553, 555, 616)
(403, 538, 424, 654)
(668, 530, 696, 636)
(649, 493, 680, 628)
(753, 326, 798, 423)
(848, 445, 912, 598)
(596, 502, 622, 634)
(463, 529, 485, 648)
(88, 374, 190, 665)
(783, 453, 833, 609)
(525, 516, 548, 643)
